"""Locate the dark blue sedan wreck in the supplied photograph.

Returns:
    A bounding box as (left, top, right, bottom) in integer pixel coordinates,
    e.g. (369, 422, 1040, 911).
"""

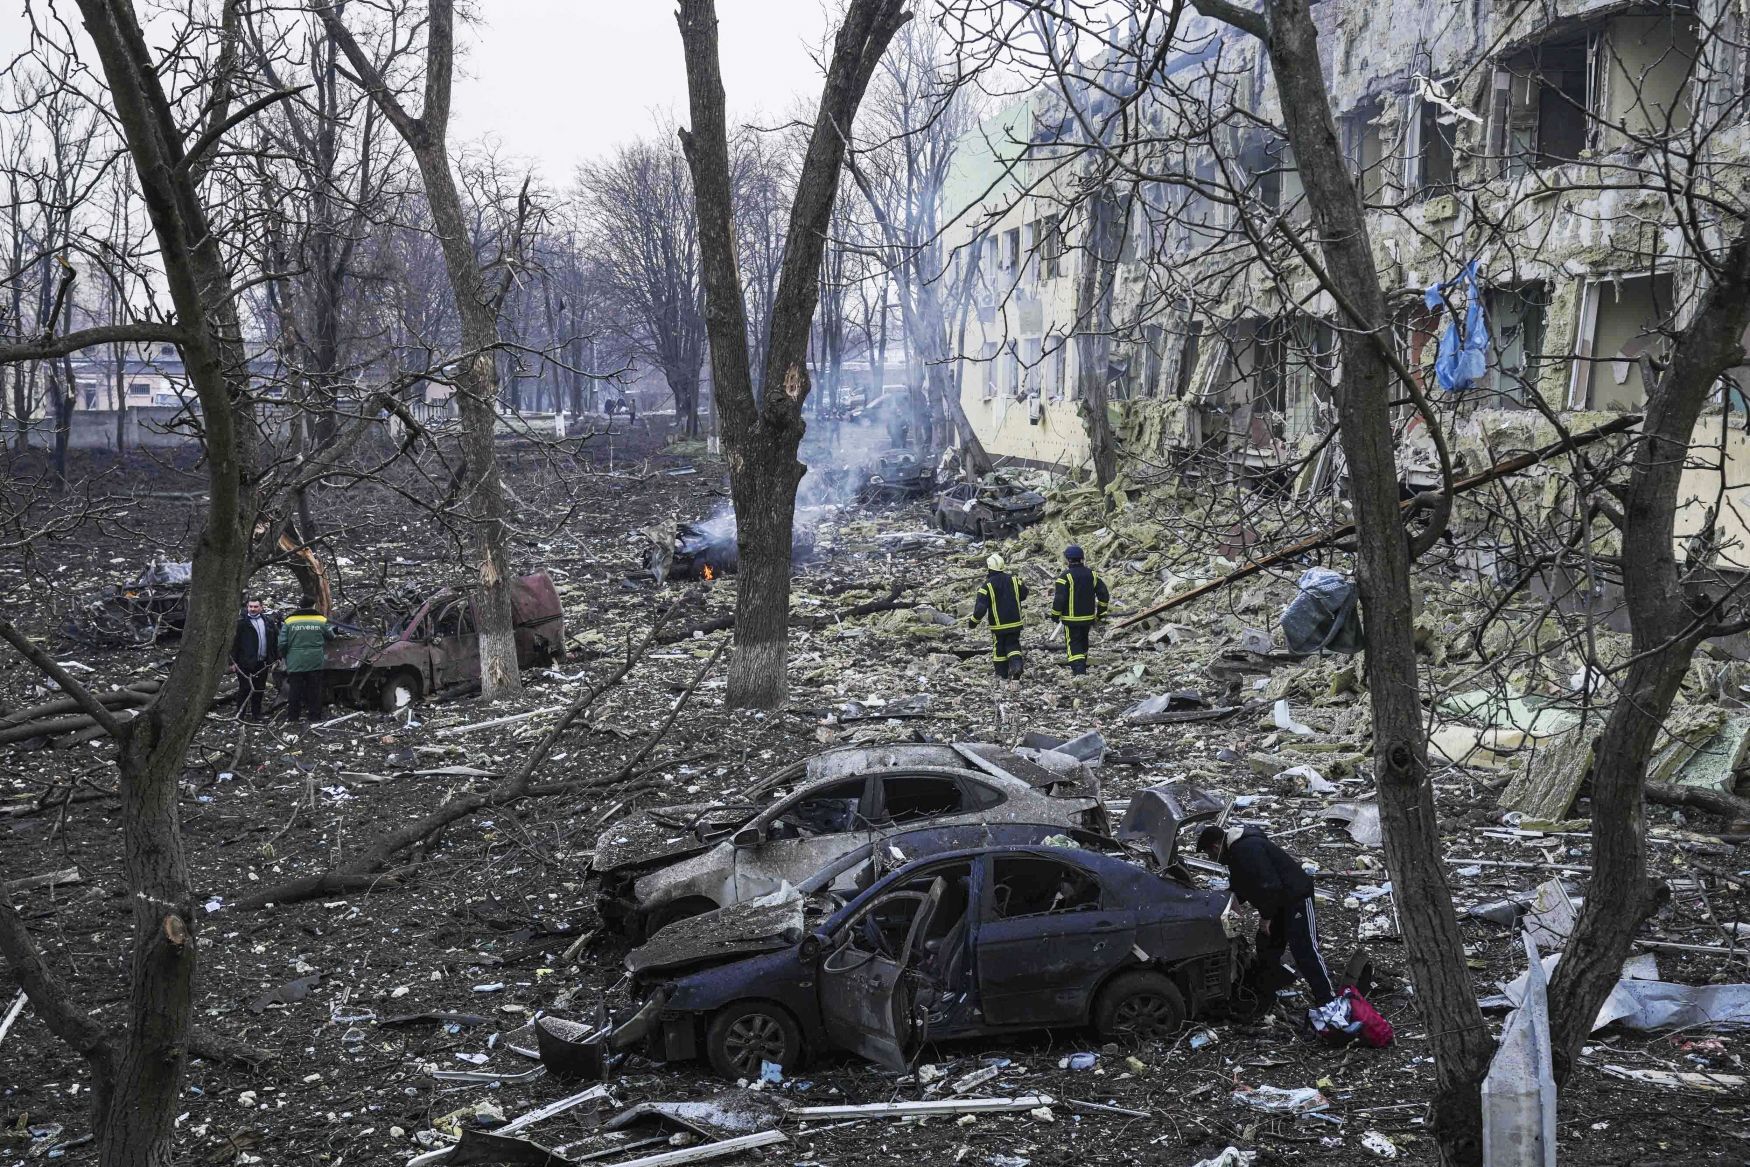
(604, 810, 1240, 1079)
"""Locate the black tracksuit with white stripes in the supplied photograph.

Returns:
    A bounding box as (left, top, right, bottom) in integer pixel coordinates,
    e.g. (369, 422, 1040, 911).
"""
(1221, 825, 1334, 1005)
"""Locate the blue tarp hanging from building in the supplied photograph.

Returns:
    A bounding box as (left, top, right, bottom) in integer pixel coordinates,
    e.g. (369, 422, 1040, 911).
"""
(1425, 260, 1490, 392)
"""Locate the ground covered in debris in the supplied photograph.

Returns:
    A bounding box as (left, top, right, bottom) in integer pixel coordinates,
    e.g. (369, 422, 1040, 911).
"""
(1, 435, 1747, 1166)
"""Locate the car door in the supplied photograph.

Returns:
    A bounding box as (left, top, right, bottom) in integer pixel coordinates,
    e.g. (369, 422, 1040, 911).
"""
(730, 776, 877, 903)
(974, 853, 1137, 1027)
(431, 599, 481, 691)
(818, 875, 945, 1071)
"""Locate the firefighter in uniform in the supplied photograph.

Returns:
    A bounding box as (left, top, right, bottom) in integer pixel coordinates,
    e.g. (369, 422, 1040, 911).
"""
(1050, 544, 1108, 675)
(970, 553, 1028, 681)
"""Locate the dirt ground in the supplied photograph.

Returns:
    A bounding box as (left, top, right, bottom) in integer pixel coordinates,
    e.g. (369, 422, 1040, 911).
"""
(1, 430, 1746, 1167)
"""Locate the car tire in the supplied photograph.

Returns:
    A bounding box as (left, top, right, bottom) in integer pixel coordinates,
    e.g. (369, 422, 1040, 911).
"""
(706, 1001, 803, 1081)
(645, 896, 717, 937)
(1093, 970, 1186, 1043)
(379, 670, 421, 713)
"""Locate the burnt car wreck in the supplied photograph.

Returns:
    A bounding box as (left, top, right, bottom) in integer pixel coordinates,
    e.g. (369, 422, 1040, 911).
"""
(592, 742, 1106, 940)
(643, 510, 817, 584)
(933, 479, 1046, 539)
(856, 450, 937, 504)
(323, 571, 566, 710)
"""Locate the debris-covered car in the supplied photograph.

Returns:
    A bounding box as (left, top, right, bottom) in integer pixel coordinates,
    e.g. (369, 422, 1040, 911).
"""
(608, 830, 1240, 1079)
(643, 511, 817, 583)
(64, 559, 194, 646)
(322, 572, 566, 710)
(593, 742, 1106, 939)
(932, 481, 1046, 538)
(856, 450, 937, 503)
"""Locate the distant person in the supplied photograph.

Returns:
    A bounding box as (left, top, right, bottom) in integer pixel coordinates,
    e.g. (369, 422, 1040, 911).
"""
(278, 604, 334, 722)
(1049, 544, 1108, 676)
(1197, 823, 1335, 1007)
(229, 597, 278, 721)
(970, 553, 1028, 682)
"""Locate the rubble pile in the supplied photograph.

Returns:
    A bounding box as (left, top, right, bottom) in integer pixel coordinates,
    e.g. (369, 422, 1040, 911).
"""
(0, 436, 1745, 1166)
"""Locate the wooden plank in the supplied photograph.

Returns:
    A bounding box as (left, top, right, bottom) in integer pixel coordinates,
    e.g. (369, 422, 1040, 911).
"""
(789, 1095, 1053, 1119)
(607, 1130, 787, 1167)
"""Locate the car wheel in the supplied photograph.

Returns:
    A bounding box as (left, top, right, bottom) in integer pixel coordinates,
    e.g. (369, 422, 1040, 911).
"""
(706, 1001, 803, 1081)
(645, 896, 717, 937)
(1093, 970, 1186, 1043)
(934, 509, 950, 532)
(379, 670, 421, 713)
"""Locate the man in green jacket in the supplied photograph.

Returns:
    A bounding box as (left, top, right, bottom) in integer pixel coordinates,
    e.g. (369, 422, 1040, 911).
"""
(278, 606, 334, 721)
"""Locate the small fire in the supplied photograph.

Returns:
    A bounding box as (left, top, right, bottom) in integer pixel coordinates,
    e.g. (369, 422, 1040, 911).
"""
(702, 565, 715, 582)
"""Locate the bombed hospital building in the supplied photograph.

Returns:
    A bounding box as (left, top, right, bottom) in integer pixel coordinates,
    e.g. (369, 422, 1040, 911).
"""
(940, 0, 1750, 564)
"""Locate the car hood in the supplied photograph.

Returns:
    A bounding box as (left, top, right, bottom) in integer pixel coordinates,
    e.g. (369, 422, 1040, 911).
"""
(1118, 781, 1228, 868)
(626, 887, 807, 976)
(990, 490, 1045, 510)
(594, 803, 737, 874)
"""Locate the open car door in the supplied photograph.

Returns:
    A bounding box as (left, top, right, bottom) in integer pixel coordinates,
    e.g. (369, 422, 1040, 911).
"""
(817, 876, 944, 1071)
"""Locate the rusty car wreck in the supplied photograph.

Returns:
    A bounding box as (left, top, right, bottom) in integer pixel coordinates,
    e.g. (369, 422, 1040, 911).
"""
(592, 742, 1107, 940)
(322, 571, 566, 710)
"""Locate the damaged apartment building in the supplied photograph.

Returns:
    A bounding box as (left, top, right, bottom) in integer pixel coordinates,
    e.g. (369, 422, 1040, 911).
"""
(943, 0, 1749, 564)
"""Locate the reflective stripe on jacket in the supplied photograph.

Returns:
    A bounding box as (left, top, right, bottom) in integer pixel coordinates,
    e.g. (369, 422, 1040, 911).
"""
(1051, 563, 1109, 623)
(972, 571, 1028, 631)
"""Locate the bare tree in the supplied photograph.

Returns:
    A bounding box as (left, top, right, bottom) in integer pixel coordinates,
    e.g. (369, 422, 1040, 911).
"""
(0, 3, 280, 1162)
(576, 133, 708, 435)
(678, 0, 912, 708)
(319, 0, 526, 699)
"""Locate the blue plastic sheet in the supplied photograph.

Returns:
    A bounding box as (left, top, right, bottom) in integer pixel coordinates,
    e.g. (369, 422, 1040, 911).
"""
(1425, 260, 1490, 392)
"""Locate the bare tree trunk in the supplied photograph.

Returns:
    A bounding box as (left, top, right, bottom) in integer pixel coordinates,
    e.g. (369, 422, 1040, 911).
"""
(1189, 1, 1491, 1160)
(677, 0, 911, 708)
(1547, 234, 1750, 1079)
(1073, 187, 1122, 492)
(321, 0, 523, 699)
(47, 5, 262, 1164)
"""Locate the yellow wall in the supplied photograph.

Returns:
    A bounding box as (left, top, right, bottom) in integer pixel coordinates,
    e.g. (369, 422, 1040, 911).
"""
(960, 376, 1091, 468)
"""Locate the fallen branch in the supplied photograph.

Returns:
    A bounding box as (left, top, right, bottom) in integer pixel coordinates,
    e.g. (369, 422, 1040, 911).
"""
(0, 618, 126, 739)
(3, 867, 81, 895)
(0, 899, 115, 1114)
(235, 611, 673, 910)
(1646, 781, 1750, 824)
(188, 1027, 272, 1068)
(1115, 415, 1644, 628)
(657, 583, 911, 643)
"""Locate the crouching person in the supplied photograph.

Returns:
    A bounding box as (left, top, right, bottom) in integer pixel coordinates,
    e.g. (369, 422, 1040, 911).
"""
(1197, 823, 1334, 1007)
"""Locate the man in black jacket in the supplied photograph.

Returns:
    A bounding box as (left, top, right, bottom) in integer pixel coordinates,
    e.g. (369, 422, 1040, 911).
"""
(1198, 824, 1334, 1006)
(230, 597, 279, 721)
(970, 553, 1028, 681)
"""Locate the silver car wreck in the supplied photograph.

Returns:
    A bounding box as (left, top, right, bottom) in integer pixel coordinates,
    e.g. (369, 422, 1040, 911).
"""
(592, 742, 1106, 940)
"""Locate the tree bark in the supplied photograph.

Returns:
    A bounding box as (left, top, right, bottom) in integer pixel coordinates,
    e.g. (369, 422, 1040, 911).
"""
(320, 0, 523, 700)
(677, 0, 911, 708)
(1547, 235, 1750, 1081)
(1188, 2, 1492, 1160)
(55, 5, 262, 1165)
(1073, 187, 1123, 492)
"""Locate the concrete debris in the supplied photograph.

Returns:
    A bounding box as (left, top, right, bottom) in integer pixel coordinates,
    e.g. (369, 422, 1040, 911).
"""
(1228, 1084, 1330, 1115)
(1322, 802, 1383, 848)
(1481, 933, 1557, 1167)
(1599, 1066, 1748, 1092)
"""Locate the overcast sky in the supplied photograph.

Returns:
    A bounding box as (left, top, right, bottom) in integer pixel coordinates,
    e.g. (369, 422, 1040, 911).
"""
(450, 1, 833, 181)
(0, 1, 835, 183)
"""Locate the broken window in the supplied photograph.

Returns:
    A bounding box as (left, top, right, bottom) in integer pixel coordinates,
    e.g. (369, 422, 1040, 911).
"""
(1484, 282, 1550, 405)
(1491, 10, 1698, 174)
(987, 855, 1102, 919)
(438, 599, 475, 638)
(1039, 214, 1064, 280)
(1001, 227, 1020, 273)
(771, 777, 866, 837)
(1343, 98, 1391, 202)
(1568, 271, 1674, 411)
(1244, 318, 1333, 439)
(1413, 97, 1458, 194)
(876, 775, 968, 825)
(1174, 320, 1204, 398)
(1142, 325, 1165, 398)
(979, 341, 999, 401)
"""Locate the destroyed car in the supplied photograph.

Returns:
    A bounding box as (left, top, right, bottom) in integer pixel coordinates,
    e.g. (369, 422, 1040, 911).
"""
(856, 450, 936, 503)
(611, 837, 1239, 1079)
(322, 572, 566, 710)
(643, 512, 817, 583)
(932, 481, 1046, 539)
(593, 742, 1105, 940)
